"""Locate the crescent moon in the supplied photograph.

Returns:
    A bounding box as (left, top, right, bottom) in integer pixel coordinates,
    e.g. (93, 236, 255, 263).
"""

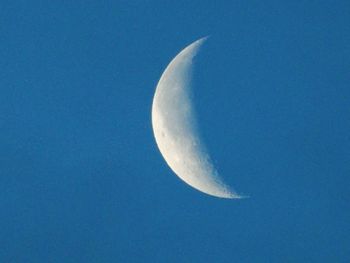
(152, 37, 245, 199)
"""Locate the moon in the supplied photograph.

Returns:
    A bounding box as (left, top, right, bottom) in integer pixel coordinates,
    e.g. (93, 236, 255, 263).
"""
(152, 37, 245, 199)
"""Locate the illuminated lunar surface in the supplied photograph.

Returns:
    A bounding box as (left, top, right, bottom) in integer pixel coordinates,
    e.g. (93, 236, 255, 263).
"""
(152, 38, 244, 199)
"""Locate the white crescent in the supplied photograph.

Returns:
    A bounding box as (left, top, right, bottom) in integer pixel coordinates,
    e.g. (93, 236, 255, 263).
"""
(152, 37, 245, 199)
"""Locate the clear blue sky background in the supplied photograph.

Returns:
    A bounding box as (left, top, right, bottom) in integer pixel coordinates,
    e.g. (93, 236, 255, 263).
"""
(1, 1, 349, 262)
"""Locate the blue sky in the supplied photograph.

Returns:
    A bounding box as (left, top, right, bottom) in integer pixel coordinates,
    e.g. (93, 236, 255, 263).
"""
(1, 1, 349, 262)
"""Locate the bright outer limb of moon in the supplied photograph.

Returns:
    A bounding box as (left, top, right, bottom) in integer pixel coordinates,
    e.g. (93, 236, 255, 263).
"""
(152, 37, 244, 199)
